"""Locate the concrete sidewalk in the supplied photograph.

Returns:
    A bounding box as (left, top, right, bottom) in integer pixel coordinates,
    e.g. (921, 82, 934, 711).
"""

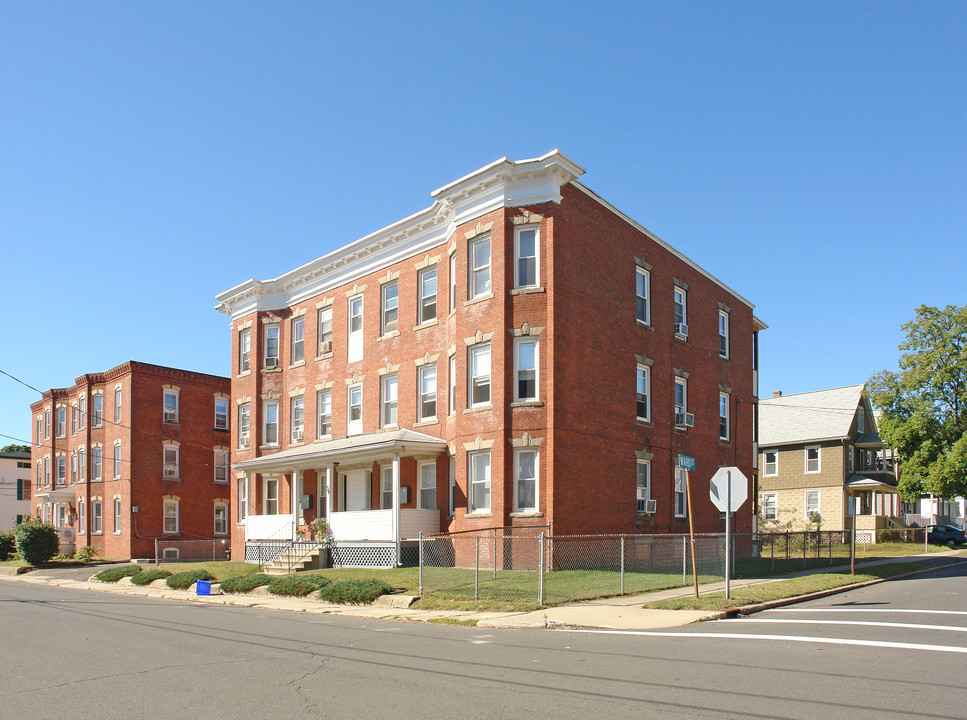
(2, 550, 964, 631)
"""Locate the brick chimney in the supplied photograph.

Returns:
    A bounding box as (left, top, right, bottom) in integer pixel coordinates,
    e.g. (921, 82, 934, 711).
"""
(773, 390, 782, 398)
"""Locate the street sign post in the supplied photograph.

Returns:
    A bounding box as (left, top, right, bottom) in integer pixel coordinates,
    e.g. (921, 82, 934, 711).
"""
(708, 467, 749, 598)
(679, 455, 698, 598)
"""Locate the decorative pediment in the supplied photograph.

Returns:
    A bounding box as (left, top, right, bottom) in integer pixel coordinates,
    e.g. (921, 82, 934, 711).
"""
(378, 269, 400, 285)
(510, 322, 544, 337)
(635, 353, 654, 366)
(463, 436, 496, 451)
(377, 363, 400, 376)
(413, 254, 441, 270)
(464, 221, 493, 240)
(345, 372, 364, 385)
(414, 352, 440, 366)
(509, 433, 544, 448)
(345, 283, 367, 297)
(464, 329, 495, 346)
(634, 256, 653, 271)
(510, 210, 543, 225)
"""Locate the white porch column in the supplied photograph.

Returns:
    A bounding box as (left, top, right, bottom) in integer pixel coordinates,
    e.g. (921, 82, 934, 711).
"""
(291, 470, 301, 539)
(325, 465, 333, 519)
(244, 471, 252, 519)
(392, 452, 401, 566)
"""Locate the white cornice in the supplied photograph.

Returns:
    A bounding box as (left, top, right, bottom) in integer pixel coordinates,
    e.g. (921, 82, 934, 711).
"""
(215, 151, 585, 319)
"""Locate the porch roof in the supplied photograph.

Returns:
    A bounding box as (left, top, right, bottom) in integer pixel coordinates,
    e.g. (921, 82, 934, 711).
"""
(35, 487, 76, 502)
(232, 428, 448, 474)
(847, 474, 899, 491)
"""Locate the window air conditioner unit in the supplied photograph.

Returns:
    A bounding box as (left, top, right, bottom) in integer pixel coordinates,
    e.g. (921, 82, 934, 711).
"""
(320, 340, 332, 354)
(163, 411, 177, 423)
(384, 320, 398, 333)
(292, 429, 303, 442)
(239, 433, 249, 448)
(684, 413, 695, 428)
(674, 408, 686, 426)
(645, 499, 657, 514)
(164, 467, 177, 478)
(265, 357, 279, 369)
(674, 323, 689, 338)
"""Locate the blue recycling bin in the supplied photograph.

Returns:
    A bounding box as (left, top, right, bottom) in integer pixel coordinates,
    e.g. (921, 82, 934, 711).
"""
(196, 580, 211, 596)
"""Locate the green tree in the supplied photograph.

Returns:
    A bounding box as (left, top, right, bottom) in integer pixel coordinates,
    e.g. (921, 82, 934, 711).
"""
(1, 444, 30, 453)
(868, 304, 967, 500)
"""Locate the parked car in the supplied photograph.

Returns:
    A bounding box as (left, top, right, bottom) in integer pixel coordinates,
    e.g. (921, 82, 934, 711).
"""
(926, 524, 967, 547)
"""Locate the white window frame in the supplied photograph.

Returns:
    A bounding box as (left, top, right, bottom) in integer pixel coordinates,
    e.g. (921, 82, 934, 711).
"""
(805, 446, 821, 474)
(469, 343, 491, 407)
(636, 459, 651, 512)
(163, 444, 179, 479)
(317, 305, 333, 355)
(214, 450, 229, 484)
(469, 235, 491, 299)
(348, 294, 364, 363)
(514, 448, 538, 513)
(636, 266, 651, 325)
(56, 406, 67, 437)
(264, 324, 280, 369)
(163, 389, 179, 424)
(162, 547, 180, 560)
(418, 364, 437, 421)
(449, 455, 456, 517)
(239, 327, 251, 373)
(44, 456, 50, 486)
(79, 395, 86, 430)
(449, 354, 456, 415)
(291, 316, 305, 364)
(381, 374, 398, 428)
(56, 455, 66, 486)
(113, 498, 122, 535)
(448, 252, 456, 313)
(514, 225, 539, 289)
(163, 499, 179, 534)
(78, 500, 85, 535)
(317, 389, 332, 437)
(214, 503, 228, 535)
(92, 395, 103, 428)
(514, 338, 538, 402)
(674, 467, 688, 518)
(674, 377, 688, 422)
(381, 467, 393, 510)
(114, 387, 122, 424)
(418, 266, 438, 324)
(762, 493, 778, 521)
(418, 461, 436, 510)
(91, 499, 103, 535)
(237, 478, 247, 522)
(468, 450, 491, 514)
(215, 397, 229, 430)
(44, 408, 50, 438)
(719, 393, 730, 441)
(290, 395, 305, 443)
(113, 442, 122, 479)
(92, 448, 102, 482)
(718, 310, 730, 359)
(673, 287, 687, 333)
(381, 281, 399, 335)
(264, 477, 279, 515)
(263, 401, 279, 446)
(636, 365, 651, 422)
(36, 416, 42, 446)
(763, 450, 778, 477)
(347, 383, 363, 435)
(71, 404, 78, 435)
(805, 490, 821, 518)
(78, 448, 85, 482)
(71, 452, 78, 484)
(238, 402, 251, 448)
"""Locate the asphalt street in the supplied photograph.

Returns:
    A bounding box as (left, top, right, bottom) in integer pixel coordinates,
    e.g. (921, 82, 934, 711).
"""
(2, 563, 966, 719)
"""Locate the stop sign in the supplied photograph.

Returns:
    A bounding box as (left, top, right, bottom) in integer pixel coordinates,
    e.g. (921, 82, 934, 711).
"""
(709, 466, 748, 512)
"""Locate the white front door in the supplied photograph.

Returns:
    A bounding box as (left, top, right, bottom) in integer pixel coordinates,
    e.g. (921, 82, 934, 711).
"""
(343, 470, 370, 511)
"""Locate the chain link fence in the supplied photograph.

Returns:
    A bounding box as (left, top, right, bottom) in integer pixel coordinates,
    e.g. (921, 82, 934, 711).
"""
(419, 527, 930, 606)
(154, 538, 232, 564)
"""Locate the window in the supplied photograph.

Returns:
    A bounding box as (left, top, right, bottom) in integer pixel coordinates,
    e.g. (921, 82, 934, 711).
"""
(762, 493, 778, 521)
(239, 327, 251, 373)
(56, 407, 66, 437)
(113, 443, 121, 479)
(636, 460, 651, 512)
(347, 384, 363, 435)
(449, 252, 456, 313)
(515, 226, 539, 288)
(418, 266, 437, 323)
(418, 364, 437, 421)
(263, 401, 279, 445)
(113, 499, 122, 534)
(673, 287, 687, 335)
(78, 448, 85, 482)
(448, 355, 456, 415)
(163, 499, 179, 534)
(163, 444, 179, 479)
(381, 467, 393, 509)
(470, 235, 491, 298)
(317, 306, 333, 355)
(92, 448, 102, 481)
(215, 397, 229, 430)
(290, 395, 305, 442)
(514, 339, 537, 402)
(449, 455, 456, 517)
(92, 395, 103, 427)
(92, 500, 102, 534)
(515, 449, 538, 512)
(238, 403, 251, 448)
(419, 462, 436, 510)
(162, 548, 180, 561)
(214, 503, 228, 535)
(469, 343, 491, 407)
(71, 405, 78, 435)
(763, 450, 778, 476)
(317, 389, 332, 437)
(805, 446, 821, 473)
(381, 281, 399, 335)
(719, 393, 730, 441)
(114, 387, 122, 424)
(237, 478, 247, 522)
(36, 462, 41, 489)
(468, 450, 491, 513)
(36, 416, 41, 446)
(264, 324, 281, 369)
(291, 316, 305, 364)
(78, 500, 85, 534)
(265, 478, 279, 515)
(636, 365, 651, 421)
(381, 374, 398, 427)
(56, 455, 66, 485)
(805, 490, 820, 518)
(16, 478, 24, 501)
(163, 389, 179, 424)
(79, 395, 87, 429)
(635, 267, 650, 325)
(44, 456, 50, 486)
(214, 450, 229, 483)
(44, 408, 50, 438)
(674, 377, 688, 425)
(718, 310, 730, 359)
(348, 294, 363, 363)
(674, 467, 688, 517)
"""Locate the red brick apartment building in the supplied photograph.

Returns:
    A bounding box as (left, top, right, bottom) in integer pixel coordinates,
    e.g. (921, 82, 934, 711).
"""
(29, 361, 231, 560)
(216, 151, 766, 566)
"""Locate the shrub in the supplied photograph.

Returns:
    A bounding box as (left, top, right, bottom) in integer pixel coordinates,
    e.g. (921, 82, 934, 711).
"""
(220, 573, 273, 594)
(267, 574, 331, 597)
(0, 532, 16, 560)
(318, 579, 393, 605)
(74, 545, 99, 563)
(96, 565, 143, 582)
(131, 568, 172, 586)
(166, 569, 214, 590)
(13, 520, 60, 565)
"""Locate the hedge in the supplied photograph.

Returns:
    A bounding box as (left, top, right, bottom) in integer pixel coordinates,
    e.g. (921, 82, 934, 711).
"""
(96, 565, 143, 582)
(267, 574, 331, 597)
(318, 579, 393, 605)
(220, 573, 273, 594)
(13, 520, 59, 565)
(131, 568, 172, 586)
(0, 532, 14, 561)
(166, 569, 215, 590)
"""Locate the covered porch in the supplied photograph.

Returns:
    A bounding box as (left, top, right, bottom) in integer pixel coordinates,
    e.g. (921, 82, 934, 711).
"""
(846, 475, 905, 541)
(234, 428, 448, 567)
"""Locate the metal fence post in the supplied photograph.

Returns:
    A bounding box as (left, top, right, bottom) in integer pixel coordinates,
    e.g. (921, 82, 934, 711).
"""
(154, 538, 158, 565)
(538, 532, 545, 606)
(419, 532, 424, 595)
(474, 536, 479, 601)
(494, 527, 498, 580)
(620, 536, 625, 595)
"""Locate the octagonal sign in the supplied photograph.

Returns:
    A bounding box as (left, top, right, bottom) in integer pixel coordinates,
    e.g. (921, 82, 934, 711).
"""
(709, 466, 748, 512)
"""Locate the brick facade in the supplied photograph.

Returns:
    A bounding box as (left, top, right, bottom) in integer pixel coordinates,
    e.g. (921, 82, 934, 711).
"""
(29, 361, 231, 560)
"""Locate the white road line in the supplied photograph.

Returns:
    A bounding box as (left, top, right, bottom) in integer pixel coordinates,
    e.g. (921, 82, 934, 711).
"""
(554, 629, 967, 654)
(719, 618, 967, 633)
(766, 608, 967, 616)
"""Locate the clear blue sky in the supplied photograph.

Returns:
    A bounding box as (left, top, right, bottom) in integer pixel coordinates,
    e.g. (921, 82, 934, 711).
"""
(2, 2, 964, 444)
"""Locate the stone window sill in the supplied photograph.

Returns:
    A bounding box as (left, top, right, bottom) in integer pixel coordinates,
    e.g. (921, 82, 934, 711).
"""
(413, 419, 439, 428)
(464, 293, 494, 307)
(510, 286, 545, 296)
(237, 370, 252, 378)
(261, 367, 282, 374)
(315, 353, 334, 362)
(287, 361, 306, 370)
(511, 401, 543, 408)
(377, 330, 400, 342)
(464, 512, 493, 519)
(464, 405, 493, 414)
(510, 511, 543, 519)
(414, 319, 439, 332)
